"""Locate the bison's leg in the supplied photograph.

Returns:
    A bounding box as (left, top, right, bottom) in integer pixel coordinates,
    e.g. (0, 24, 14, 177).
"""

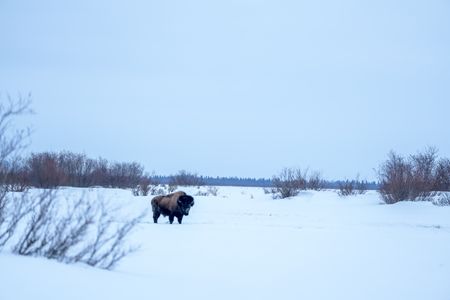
(169, 215, 175, 224)
(176, 215, 183, 224)
(153, 211, 160, 223)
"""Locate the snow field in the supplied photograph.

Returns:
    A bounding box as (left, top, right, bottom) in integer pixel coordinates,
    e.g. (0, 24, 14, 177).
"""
(1, 187, 449, 300)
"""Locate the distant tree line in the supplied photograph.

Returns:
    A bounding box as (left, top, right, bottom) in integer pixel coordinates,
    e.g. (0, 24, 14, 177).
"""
(152, 174, 274, 187)
(330, 180, 378, 191)
(153, 171, 379, 189)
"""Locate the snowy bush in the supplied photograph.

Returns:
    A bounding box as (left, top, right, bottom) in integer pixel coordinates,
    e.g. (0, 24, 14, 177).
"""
(133, 184, 179, 197)
(132, 177, 161, 196)
(195, 186, 219, 196)
(167, 184, 177, 193)
(207, 186, 219, 196)
(432, 192, 450, 206)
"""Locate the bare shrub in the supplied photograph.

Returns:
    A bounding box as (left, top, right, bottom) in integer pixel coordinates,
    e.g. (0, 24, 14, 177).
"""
(271, 168, 307, 199)
(167, 184, 177, 193)
(140, 176, 160, 196)
(108, 162, 144, 189)
(13, 190, 65, 256)
(337, 181, 367, 196)
(0, 95, 32, 249)
(410, 147, 438, 201)
(195, 186, 219, 196)
(12, 190, 146, 269)
(132, 176, 160, 196)
(307, 171, 325, 190)
(138, 177, 152, 196)
(337, 180, 356, 197)
(89, 157, 109, 187)
(57, 152, 96, 187)
(434, 158, 450, 192)
(70, 199, 145, 269)
(153, 186, 167, 195)
(148, 184, 174, 196)
(0, 95, 32, 168)
(263, 188, 272, 194)
(0, 192, 32, 249)
(132, 186, 140, 196)
(378, 151, 413, 204)
(356, 180, 368, 195)
(24, 151, 146, 189)
(168, 170, 205, 186)
(207, 186, 219, 196)
(378, 147, 449, 204)
(195, 190, 208, 196)
(27, 152, 66, 188)
(1, 159, 29, 192)
(337, 175, 368, 197)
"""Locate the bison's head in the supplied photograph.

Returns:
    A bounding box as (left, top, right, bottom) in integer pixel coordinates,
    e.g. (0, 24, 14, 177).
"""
(177, 195, 194, 216)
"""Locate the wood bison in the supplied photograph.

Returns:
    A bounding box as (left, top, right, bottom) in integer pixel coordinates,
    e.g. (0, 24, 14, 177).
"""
(151, 191, 195, 224)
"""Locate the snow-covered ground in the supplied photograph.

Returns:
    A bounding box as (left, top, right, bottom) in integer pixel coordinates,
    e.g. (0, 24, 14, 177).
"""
(1, 187, 450, 300)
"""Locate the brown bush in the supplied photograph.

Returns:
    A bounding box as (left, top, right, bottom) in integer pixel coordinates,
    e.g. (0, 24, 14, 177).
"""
(378, 147, 449, 204)
(434, 158, 450, 191)
(27, 152, 66, 188)
(132, 176, 160, 196)
(337, 176, 368, 197)
(307, 171, 325, 191)
(271, 168, 308, 199)
(378, 152, 413, 204)
(23, 151, 146, 189)
(0, 159, 29, 192)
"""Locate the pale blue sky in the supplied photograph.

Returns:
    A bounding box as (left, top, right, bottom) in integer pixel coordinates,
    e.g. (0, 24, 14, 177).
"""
(1, 0, 449, 180)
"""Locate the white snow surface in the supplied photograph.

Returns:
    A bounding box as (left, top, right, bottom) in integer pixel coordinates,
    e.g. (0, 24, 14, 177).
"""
(1, 187, 450, 300)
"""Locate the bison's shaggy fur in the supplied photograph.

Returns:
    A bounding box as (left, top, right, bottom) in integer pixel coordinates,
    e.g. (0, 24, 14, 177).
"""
(151, 191, 195, 224)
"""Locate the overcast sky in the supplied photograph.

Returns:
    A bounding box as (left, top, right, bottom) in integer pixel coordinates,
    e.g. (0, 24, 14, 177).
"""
(1, 0, 449, 180)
